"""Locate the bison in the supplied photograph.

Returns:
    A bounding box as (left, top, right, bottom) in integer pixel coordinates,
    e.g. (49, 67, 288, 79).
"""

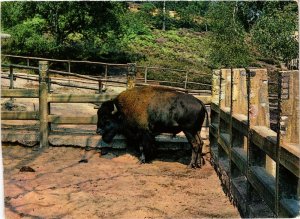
(96, 86, 208, 168)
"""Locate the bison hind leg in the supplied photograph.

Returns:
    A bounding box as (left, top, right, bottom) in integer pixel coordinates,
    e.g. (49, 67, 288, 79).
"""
(139, 146, 146, 164)
(184, 131, 204, 168)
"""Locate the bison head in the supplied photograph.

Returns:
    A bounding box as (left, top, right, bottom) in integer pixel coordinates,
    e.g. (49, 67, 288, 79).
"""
(96, 101, 120, 143)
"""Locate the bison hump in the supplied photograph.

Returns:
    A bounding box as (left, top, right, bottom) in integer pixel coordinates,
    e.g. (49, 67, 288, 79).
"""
(117, 87, 155, 130)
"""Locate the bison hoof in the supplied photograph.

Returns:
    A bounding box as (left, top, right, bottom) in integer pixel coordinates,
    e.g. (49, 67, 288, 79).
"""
(188, 162, 202, 169)
(138, 153, 146, 164)
(138, 160, 145, 164)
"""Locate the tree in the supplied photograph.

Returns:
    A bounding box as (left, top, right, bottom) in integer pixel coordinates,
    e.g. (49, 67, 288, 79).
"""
(1, 2, 129, 60)
(250, 2, 298, 64)
(206, 2, 252, 68)
(205, 1, 298, 68)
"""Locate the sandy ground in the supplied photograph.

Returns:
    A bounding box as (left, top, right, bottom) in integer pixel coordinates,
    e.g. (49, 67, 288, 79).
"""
(3, 145, 240, 219)
(1, 74, 240, 218)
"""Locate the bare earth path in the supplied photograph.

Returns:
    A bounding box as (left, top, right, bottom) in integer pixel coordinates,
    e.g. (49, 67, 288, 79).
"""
(3, 145, 240, 219)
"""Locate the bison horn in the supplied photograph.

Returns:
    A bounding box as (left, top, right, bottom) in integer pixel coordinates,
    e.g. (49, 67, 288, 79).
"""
(112, 104, 118, 115)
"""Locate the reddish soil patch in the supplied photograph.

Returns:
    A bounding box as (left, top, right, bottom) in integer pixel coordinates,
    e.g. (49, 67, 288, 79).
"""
(3, 145, 240, 219)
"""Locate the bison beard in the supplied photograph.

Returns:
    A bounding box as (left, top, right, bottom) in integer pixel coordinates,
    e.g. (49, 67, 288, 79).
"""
(96, 86, 208, 168)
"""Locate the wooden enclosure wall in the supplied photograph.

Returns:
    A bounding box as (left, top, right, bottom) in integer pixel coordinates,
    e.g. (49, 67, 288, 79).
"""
(1, 60, 211, 149)
(210, 68, 299, 218)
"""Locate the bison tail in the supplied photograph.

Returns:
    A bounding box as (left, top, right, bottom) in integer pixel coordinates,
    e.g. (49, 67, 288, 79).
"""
(205, 109, 209, 127)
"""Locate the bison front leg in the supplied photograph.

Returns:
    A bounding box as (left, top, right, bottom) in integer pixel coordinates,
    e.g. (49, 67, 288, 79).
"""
(184, 131, 204, 168)
(139, 145, 146, 164)
(138, 132, 156, 164)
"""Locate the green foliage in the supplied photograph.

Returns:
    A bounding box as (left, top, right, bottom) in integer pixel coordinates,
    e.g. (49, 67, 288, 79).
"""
(206, 2, 252, 68)
(2, 2, 128, 61)
(251, 2, 298, 63)
(1, 1, 298, 73)
(5, 16, 56, 56)
(206, 1, 298, 68)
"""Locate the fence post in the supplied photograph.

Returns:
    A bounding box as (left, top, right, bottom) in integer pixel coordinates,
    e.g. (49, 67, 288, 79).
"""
(68, 61, 71, 73)
(48, 78, 52, 93)
(127, 63, 136, 89)
(217, 69, 232, 195)
(184, 71, 188, 90)
(278, 70, 299, 217)
(9, 65, 14, 89)
(279, 70, 299, 145)
(39, 61, 49, 148)
(104, 64, 108, 91)
(232, 69, 248, 116)
(248, 68, 275, 176)
(232, 68, 248, 152)
(211, 70, 220, 105)
(98, 80, 103, 93)
(144, 66, 148, 83)
(210, 69, 221, 161)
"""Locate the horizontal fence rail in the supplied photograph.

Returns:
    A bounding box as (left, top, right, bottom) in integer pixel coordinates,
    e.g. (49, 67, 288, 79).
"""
(2, 54, 212, 92)
(1, 60, 211, 151)
(210, 68, 299, 218)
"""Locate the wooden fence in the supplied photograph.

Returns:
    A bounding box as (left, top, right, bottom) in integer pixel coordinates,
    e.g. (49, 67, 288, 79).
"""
(210, 68, 299, 217)
(1, 60, 211, 149)
(2, 54, 212, 92)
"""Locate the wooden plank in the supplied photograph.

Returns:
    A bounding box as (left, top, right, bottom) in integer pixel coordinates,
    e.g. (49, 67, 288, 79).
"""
(48, 93, 118, 103)
(1, 131, 39, 143)
(210, 146, 218, 161)
(1, 111, 39, 120)
(248, 166, 276, 212)
(232, 114, 248, 136)
(48, 115, 98, 124)
(231, 177, 248, 217)
(251, 126, 277, 161)
(209, 123, 219, 138)
(231, 148, 247, 175)
(279, 198, 300, 217)
(248, 68, 270, 127)
(1, 89, 39, 98)
(218, 133, 230, 155)
(211, 69, 220, 105)
(280, 70, 299, 145)
(248, 69, 275, 182)
(211, 102, 220, 113)
(220, 69, 231, 109)
(280, 143, 300, 178)
(232, 68, 247, 115)
(220, 108, 231, 123)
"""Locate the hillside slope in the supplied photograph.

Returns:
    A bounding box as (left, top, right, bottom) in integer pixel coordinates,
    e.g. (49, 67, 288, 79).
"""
(127, 28, 212, 88)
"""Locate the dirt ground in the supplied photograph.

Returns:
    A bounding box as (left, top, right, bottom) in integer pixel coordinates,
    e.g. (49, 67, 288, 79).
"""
(2, 145, 240, 219)
(1, 73, 240, 218)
